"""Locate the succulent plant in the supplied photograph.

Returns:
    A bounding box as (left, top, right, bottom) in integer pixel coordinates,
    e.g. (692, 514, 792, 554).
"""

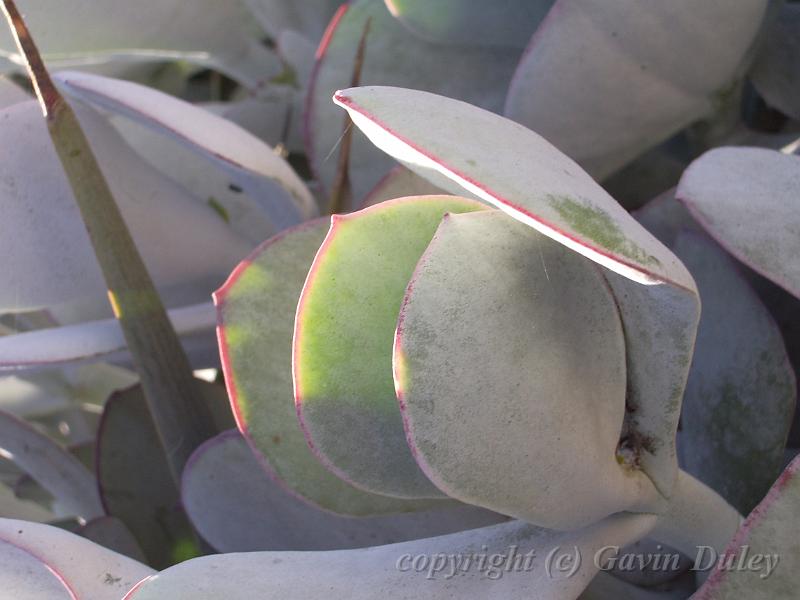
(0, 1, 798, 599)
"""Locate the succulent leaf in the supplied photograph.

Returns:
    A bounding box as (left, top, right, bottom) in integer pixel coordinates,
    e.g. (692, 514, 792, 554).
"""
(215, 218, 441, 516)
(294, 196, 485, 499)
(182, 430, 505, 553)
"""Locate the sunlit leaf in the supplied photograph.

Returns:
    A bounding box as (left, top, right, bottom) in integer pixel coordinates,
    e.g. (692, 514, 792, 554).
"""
(216, 218, 449, 515)
(394, 210, 658, 527)
(295, 197, 484, 499)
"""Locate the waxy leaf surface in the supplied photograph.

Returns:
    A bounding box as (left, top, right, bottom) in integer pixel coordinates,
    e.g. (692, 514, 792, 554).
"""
(295, 197, 484, 499)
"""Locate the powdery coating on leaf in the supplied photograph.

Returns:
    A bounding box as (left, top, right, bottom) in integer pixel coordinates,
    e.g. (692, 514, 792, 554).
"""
(333, 86, 695, 290)
(673, 231, 795, 514)
(56, 71, 317, 230)
(0, 518, 154, 600)
(182, 430, 505, 552)
(125, 513, 657, 600)
(0, 0, 279, 85)
(676, 146, 800, 299)
(648, 470, 742, 562)
(0, 539, 73, 599)
(215, 218, 439, 516)
(504, 0, 769, 179)
(306, 0, 520, 206)
(0, 100, 252, 314)
(600, 269, 699, 497)
(692, 455, 800, 599)
(294, 196, 485, 499)
(394, 210, 659, 529)
(384, 0, 555, 48)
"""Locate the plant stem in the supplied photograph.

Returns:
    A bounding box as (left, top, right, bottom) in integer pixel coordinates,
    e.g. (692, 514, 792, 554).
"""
(327, 17, 371, 215)
(650, 469, 743, 559)
(0, 0, 217, 487)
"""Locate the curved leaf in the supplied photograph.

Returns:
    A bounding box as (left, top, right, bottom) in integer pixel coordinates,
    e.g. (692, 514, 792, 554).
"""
(0, 100, 251, 313)
(677, 147, 800, 299)
(0, 409, 102, 519)
(96, 382, 232, 568)
(182, 431, 505, 552)
(215, 219, 438, 516)
(295, 196, 485, 499)
(0, 517, 154, 600)
(333, 85, 695, 289)
(307, 0, 519, 205)
(692, 455, 800, 598)
(395, 210, 659, 528)
(56, 71, 317, 230)
(0, 537, 72, 599)
(127, 513, 657, 600)
(0, 302, 218, 372)
(384, 0, 554, 48)
(0, 0, 279, 85)
(673, 231, 795, 514)
(504, 0, 768, 179)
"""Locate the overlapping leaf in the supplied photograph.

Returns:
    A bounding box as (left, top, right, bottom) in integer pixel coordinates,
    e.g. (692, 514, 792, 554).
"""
(96, 382, 232, 568)
(307, 0, 520, 205)
(334, 86, 699, 495)
(215, 219, 442, 516)
(126, 513, 658, 599)
(692, 455, 800, 598)
(294, 197, 485, 499)
(0, 100, 251, 314)
(0, 0, 279, 86)
(504, 0, 769, 179)
(384, 0, 554, 48)
(677, 147, 800, 299)
(56, 71, 317, 231)
(394, 210, 658, 527)
(0, 518, 154, 600)
(182, 431, 505, 552)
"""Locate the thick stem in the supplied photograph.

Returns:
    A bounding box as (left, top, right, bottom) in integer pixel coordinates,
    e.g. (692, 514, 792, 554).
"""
(650, 469, 743, 559)
(0, 0, 217, 487)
